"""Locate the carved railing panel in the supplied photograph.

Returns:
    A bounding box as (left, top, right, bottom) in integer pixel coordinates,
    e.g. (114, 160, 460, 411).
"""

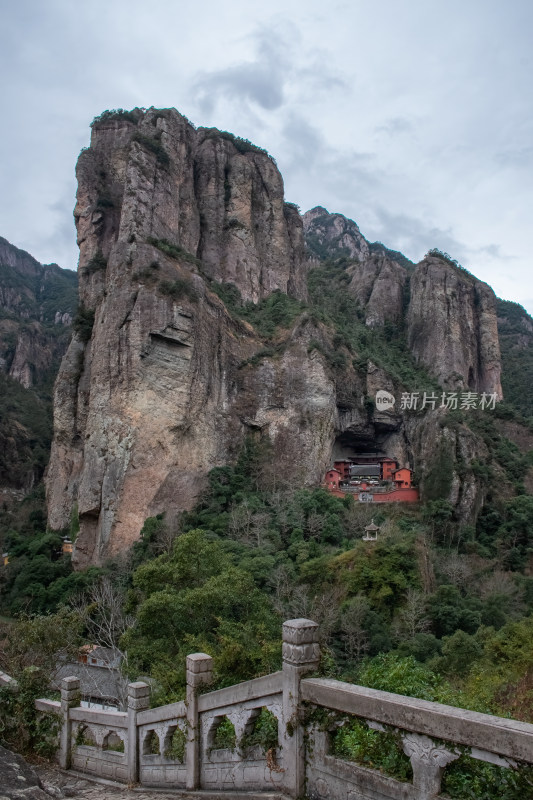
(70, 719, 128, 783)
(138, 715, 188, 788)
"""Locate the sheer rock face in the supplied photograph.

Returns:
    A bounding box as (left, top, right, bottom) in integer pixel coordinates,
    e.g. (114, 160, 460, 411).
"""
(75, 109, 307, 308)
(0, 236, 42, 279)
(348, 253, 407, 328)
(46, 108, 311, 567)
(407, 257, 503, 397)
(303, 208, 502, 396)
(7, 322, 64, 388)
(47, 284, 342, 567)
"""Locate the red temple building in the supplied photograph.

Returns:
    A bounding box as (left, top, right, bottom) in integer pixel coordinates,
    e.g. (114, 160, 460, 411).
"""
(324, 455, 418, 503)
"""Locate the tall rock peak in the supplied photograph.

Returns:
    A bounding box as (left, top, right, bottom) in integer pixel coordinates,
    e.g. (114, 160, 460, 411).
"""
(47, 108, 310, 567)
(0, 237, 77, 389)
(302, 208, 502, 397)
(406, 255, 503, 397)
(75, 107, 307, 306)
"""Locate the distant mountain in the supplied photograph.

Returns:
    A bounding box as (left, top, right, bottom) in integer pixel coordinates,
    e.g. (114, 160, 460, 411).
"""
(0, 237, 77, 489)
(497, 298, 533, 420)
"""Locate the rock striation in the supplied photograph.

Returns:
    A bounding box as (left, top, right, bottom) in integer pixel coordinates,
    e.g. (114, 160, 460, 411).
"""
(46, 109, 503, 567)
(303, 206, 370, 262)
(0, 238, 77, 490)
(348, 252, 407, 328)
(75, 109, 307, 307)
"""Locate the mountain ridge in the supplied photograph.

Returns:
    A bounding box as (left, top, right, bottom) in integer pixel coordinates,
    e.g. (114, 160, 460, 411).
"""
(40, 107, 524, 568)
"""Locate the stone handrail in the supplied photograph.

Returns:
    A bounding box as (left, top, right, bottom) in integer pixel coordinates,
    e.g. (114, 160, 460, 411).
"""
(35, 698, 61, 713)
(137, 699, 186, 726)
(69, 707, 128, 729)
(198, 670, 282, 712)
(302, 677, 533, 762)
(24, 618, 533, 799)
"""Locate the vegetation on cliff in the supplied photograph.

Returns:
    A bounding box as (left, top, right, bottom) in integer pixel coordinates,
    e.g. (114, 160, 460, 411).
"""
(2, 234, 532, 716)
(497, 298, 533, 419)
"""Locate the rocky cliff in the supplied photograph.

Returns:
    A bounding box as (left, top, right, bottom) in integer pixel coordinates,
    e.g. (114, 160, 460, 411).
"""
(46, 108, 505, 567)
(0, 238, 77, 490)
(496, 298, 533, 419)
(303, 206, 370, 262)
(0, 237, 76, 388)
(303, 208, 502, 398)
(407, 256, 502, 396)
(47, 107, 309, 567)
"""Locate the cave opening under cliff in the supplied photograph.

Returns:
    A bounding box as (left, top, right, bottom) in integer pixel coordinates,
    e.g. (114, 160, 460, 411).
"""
(332, 430, 385, 462)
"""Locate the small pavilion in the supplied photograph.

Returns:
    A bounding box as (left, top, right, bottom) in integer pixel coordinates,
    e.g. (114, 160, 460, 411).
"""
(362, 520, 380, 541)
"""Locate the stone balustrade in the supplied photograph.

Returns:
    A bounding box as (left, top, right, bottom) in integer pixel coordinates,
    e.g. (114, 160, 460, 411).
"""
(24, 618, 533, 799)
(301, 678, 533, 799)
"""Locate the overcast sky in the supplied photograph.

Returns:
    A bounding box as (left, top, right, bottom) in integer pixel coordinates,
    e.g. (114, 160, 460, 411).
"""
(1, 0, 532, 312)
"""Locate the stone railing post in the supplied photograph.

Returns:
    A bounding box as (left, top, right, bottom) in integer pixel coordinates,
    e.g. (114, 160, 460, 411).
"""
(402, 733, 459, 799)
(186, 653, 213, 791)
(59, 676, 80, 769)
(282, 618, 320, 799)
(127, 681, 150, 785)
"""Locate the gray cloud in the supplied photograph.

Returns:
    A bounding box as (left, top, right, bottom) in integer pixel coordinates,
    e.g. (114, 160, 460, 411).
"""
(42, 195, 78, 270)
(495, 146, 533, 169)
(279, 113, 383, 199)
(366, 207, 468, 264)
(375, 117, 415, 136)
(191, 24, 347, 120)
(192, 29, 292, 115)
(472, 243, 515, 262)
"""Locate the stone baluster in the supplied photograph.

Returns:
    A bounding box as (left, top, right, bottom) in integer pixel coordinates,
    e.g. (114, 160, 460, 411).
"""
(281, 618, 320, 798)
(59, 676, 80, 769)
(127, 681, 150, 785)
(402, 732, 459, 798)
(185, 653, 213, 791)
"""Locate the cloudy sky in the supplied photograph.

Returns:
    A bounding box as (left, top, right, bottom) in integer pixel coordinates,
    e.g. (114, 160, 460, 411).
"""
(1, 0, 532, 312)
